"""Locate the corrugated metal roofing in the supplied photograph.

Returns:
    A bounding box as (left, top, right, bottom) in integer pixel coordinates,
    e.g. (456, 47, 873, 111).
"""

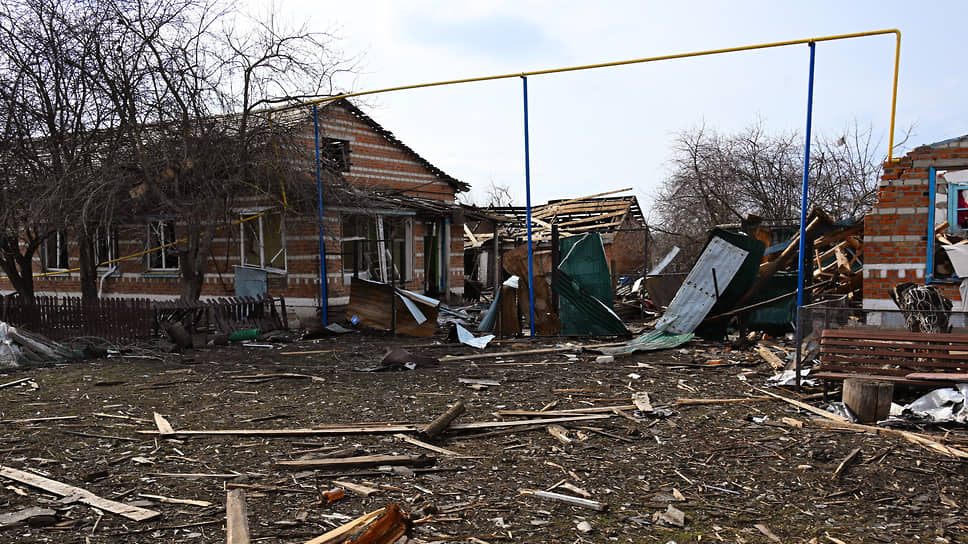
(655, 236, 749, 335)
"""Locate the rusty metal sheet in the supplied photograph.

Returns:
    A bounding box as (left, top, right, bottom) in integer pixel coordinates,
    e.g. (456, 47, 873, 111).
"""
(655, 236, 749, 335)
(347, 278, 439, 337)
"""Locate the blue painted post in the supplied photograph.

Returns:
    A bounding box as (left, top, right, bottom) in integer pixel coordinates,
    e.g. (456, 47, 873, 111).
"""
(927, 167, 937, 283)
(522, 76, 536, 337)
(794, 42, 816, 390)
(313, 105, 329, 325)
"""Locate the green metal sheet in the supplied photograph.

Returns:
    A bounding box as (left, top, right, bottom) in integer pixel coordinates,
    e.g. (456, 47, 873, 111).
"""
(556, 233, 627, 336)
(594, 329, 694, 355)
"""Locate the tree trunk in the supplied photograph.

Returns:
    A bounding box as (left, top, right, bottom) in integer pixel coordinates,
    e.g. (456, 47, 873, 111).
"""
(78, 236, 98, 301)
(179, 213, 218, 302)
(0, 237, 38, 302)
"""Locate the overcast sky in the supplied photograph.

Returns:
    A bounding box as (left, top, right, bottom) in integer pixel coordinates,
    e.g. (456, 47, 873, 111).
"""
(271, 0, 967, 216)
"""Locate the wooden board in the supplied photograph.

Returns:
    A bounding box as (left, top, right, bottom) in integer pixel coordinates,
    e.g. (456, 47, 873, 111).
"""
(135, 414, 612, 437)
(225, 489, 250, 544)
(276, 454, 432, 470)
(0, 466, 160, 522)
(821, 328, 968, 344)
(905, 372, 968, 381)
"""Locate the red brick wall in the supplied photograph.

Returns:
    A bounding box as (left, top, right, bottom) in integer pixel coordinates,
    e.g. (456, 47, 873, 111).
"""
(0, 105, 465, 304)
(864, 140, 968, 305)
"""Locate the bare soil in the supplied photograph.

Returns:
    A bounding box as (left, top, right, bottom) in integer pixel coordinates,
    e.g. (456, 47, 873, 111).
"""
(0, 329, 966, 543)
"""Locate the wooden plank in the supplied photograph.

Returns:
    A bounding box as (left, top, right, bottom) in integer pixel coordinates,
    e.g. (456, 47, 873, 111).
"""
(821, 336, 968, 349)
(136, 414, 612, 437)
(0, 506, 57, 528)
(905, 372, 968, 381)
(226, 489, 250, 544)
(497, 405, 637, 416)
(520, 489, 608, 511)
(820, 344, 968, 361)
(821, 329, 968, 343)
(0, 466, 160, 521)
(819, 356, 967, 370)
(394, 433, 467, 457)
(752, 388, 848, 423)
(812, 372, 952, 386)
(276, 454, 433, 470)
(304, 508, 386, 544)
(0, 378, 32, 390)
(811, 419, 968, 459)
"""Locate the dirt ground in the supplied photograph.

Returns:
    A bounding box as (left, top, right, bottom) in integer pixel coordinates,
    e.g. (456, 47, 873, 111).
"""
(0, 326, 966, 544)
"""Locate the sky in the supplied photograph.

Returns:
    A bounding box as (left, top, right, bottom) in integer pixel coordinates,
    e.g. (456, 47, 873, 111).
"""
(265, 0, 968, 217)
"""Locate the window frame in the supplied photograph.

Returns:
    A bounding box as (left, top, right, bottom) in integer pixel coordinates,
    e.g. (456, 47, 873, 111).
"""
(94, 226, 120, 269)
(928, 166, 968, 283)
(145, 218, 179, 272)
(238, 209, 287, 273)
(339, 213, 414, 282)
(43, 230, 69, 271)
(947, 182, 968, 234)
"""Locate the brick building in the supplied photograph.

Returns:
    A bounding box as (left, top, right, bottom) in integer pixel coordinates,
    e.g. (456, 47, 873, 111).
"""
(864, 134, 968, 324)
(2, 99, 472, 316)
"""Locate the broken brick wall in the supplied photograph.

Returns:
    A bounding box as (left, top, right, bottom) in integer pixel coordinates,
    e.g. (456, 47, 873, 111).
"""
(864, 137, 968, 315)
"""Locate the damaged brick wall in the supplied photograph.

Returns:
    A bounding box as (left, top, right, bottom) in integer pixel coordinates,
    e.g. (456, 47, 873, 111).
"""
(864, 137, 968, 310)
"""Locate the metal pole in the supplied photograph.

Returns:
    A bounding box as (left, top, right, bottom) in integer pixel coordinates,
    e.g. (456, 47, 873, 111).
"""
(522, 76, 536, 337)
(312, 105, 329, 325)
(551, 223, 560, 314)
(794, 42, 816, 391)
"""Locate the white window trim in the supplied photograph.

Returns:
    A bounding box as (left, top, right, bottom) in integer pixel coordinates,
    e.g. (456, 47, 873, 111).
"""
(94, 226, 119, 269)
(239, 209, 287, 273)
(146, 219, 178, 271)
(44, 231, 69, 271)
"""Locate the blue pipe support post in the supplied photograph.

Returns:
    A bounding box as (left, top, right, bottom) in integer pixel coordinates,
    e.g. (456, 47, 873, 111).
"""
(522, 76, 536, 337)
(794, 42, 816, 390)
(313, 105, 329, 325)
(927, 167, 937, 283)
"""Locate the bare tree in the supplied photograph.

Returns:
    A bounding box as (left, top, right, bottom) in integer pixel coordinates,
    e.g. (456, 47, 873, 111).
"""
(650, 121, 894, 264)
(0, 0, 116, 301)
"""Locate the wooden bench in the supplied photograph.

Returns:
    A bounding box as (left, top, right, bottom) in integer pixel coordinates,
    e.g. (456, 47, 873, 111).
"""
(816, 328, 968, 395)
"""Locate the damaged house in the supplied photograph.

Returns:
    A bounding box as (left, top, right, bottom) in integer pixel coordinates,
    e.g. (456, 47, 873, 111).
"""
(864, 134, 968, 326)
(465, 192, 649, 290)
(1, 99, 473, 312)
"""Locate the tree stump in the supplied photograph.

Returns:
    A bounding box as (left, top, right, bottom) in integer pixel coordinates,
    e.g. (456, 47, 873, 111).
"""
(843, 379, 893, 423)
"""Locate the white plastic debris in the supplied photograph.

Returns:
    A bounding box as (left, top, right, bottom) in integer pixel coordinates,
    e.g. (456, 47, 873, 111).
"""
(456, 324, 494, 350)
(765, 369, 816, 387)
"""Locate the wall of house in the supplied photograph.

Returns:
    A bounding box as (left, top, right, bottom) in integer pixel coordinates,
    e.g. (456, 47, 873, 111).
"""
(605, 217, 648, 277)
(0, 103, 467, 313)
(864, 138, 968, 321)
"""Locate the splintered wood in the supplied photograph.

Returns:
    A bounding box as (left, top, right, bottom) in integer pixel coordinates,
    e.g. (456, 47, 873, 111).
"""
(0, 466, 160, 521)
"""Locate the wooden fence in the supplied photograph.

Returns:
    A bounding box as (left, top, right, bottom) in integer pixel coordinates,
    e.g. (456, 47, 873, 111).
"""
(0, 295, 154, 342)
(1, 294, 288, 343)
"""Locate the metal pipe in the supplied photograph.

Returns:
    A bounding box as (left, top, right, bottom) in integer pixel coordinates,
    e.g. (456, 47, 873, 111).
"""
(522, 76, 536, 337)
(277, 31, 901, 159)
(797, 42, 817, 310)
(312, 105, 329, 325)
(795, 42, 817, 392)
(927, 166, 937, 282)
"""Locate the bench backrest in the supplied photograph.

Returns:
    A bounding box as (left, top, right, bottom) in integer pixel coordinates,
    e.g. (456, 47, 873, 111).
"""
(819, 328, 968, 377)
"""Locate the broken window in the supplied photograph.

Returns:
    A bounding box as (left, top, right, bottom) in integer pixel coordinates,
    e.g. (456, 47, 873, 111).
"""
(94, 226, 119, 268)
(240, 209, 286, 271)
(146, 219, 179, 271)
(929, 169, 968, 281)
(43, 231, 69, 271)
(948, 183, 968, 232)
(322, 138, 351, 172)
(340, 214, 413, 282)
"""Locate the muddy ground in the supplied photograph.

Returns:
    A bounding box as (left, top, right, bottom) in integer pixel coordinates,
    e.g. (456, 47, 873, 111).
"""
(0, 327, 966, 543)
